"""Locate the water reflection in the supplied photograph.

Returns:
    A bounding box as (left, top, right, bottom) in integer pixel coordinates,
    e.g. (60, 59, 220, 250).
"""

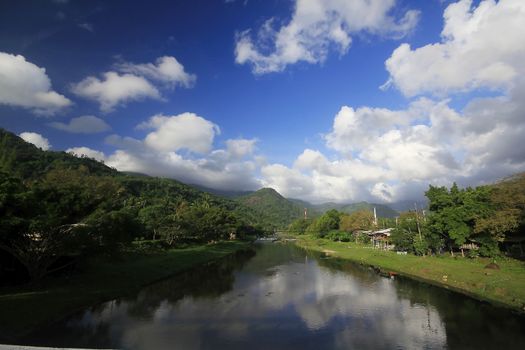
(23, 243, 525, 350)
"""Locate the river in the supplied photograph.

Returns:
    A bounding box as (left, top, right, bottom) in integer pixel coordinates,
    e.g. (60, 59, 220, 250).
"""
(22, 242, 525, 349)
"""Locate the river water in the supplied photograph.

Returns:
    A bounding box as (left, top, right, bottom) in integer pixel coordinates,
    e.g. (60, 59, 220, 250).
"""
(23, 242, 525, 349)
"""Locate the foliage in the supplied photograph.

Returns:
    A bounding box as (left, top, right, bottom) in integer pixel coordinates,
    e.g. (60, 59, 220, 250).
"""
(352, 231, 371, 244)
(237, 188, 307, 230)
(390, 211, 426, 254)
(306, 209, 341, 237)
(326, 230, 353, 242)
(339, 210, 374, 232)
(475, 173, 525, 241)
(0, 167, 129, 280)
(426, 183, 495, 256)
(287, 218, 313, 234)
(0, 129, 266, 282)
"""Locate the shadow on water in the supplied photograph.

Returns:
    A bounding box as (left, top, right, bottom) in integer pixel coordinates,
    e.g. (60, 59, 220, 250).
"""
(21, 248, 256, 349)
(20, 243, 525, 350)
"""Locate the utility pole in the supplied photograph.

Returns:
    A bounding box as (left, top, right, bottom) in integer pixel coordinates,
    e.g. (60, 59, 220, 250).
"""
(415, 202, 422, 241)
(373, 207, 378, 227)
(304, 208, 308, 220)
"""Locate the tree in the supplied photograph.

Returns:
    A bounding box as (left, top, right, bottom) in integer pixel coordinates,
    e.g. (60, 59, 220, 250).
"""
(339, 210, 374, 233)
(288, 218, 312, 234)
(0, 168, 127, 281)
(306, 209, 341, 237)
(475, 173, 525, 242)
(391, 211, 429, 255)
(426, 183, 493, 256)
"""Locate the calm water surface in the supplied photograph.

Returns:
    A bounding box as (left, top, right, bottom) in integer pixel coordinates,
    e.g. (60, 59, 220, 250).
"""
(23, 243, 525, 349)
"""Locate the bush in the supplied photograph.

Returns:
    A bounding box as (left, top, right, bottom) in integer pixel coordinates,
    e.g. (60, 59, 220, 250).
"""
(326, 230, 352, 242)
(478, 236, 501, 258)
(352, 231, 370, 244)
(413, 237, 429, 256)
(467, 249, 480, 259)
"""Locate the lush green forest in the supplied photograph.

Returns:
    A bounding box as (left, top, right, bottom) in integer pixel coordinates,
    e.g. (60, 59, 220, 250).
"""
(0, 129, 266, 283)
(236, 188, 309, 230)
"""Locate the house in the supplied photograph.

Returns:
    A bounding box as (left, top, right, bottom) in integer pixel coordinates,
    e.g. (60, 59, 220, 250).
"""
(368, 228, 394, 250)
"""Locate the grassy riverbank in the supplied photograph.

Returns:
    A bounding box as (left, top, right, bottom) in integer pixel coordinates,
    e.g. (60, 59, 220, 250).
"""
(0, 240, 250, 340)
(295, 235, 525, 313)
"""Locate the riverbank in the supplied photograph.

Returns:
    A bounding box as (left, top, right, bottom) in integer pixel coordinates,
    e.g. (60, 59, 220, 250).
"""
(294, 235, 525, 313)
(0, 241, 251, 341)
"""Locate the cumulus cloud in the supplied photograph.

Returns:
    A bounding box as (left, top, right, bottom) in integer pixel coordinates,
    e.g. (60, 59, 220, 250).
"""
(72, 56, 196, 112)
(226, 138, 257, 159)
(235, 0, 419, 74)
(0, 52, 72, 115)
(19, 132, 51, 150)
(68, 113, 260, 191)
(384, 0, 525, 96)
(261, 78, 525, 203)
(324, 99, 434, 154)
(255, 0, 525, 203)
(71, 72, 161, 112)
(139, 113, 220, 154)
(66, 146, 106, 162)
(116, 56, 196, 88)
(49, 115, 111, 133)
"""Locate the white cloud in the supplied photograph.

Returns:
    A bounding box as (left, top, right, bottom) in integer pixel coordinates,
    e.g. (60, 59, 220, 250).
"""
(261, 78, 525, 203)
(0, 52, 72, 115)
(66, 146, 106, 162)
(71, 56, 195, 112)
(140, 113, 220, 154)
(69, 114, 260, 191)
(384, 0, 525, 96)
(71, 72, 161, 112)
(235, 0, 419, 74)
(116, 56, 196, 88)
(19, 132, 51, 150)
(226, 138, 257, 159)
(49, 115, 111, 133)
(324, 99, 434, 154)
(258, 0, 524, 203)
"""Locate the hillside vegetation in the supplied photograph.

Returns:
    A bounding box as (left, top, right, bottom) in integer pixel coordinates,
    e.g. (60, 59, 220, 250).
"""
(0, 128, 265, 283)
(237, 188, 307, 230)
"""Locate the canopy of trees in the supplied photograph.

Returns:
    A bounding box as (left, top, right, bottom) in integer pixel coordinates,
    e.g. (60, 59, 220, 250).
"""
(0, 129, 267, 282)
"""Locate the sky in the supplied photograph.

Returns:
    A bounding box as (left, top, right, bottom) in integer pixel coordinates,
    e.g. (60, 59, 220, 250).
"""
(0, 0, 524, 204)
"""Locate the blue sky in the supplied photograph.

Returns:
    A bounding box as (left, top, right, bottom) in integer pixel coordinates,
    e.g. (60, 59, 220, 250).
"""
(1, 0, 524, 203)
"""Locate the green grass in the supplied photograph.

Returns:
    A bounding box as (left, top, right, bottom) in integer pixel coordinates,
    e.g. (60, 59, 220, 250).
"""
(0, 241, 250, 340)
(295, 235, 525, 313)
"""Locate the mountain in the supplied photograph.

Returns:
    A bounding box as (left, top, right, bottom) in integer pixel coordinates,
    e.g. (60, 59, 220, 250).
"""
(0, 128, 266, 229)
(0, 128, 116, 179)
(237, 188, 306, 229)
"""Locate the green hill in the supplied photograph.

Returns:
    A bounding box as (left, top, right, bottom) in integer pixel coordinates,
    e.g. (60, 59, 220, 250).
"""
(237, 188, 307, 229)
(0, 129, 116, 179)
(0, 128, 264, 231)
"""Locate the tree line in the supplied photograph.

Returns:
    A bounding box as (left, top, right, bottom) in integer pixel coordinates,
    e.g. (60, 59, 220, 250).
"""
(288, 174, 525, 258)
(0, 166, 266, 282)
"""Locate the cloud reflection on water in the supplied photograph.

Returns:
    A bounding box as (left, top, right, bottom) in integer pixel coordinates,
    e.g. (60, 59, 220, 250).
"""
(57, 244, 447, 349)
